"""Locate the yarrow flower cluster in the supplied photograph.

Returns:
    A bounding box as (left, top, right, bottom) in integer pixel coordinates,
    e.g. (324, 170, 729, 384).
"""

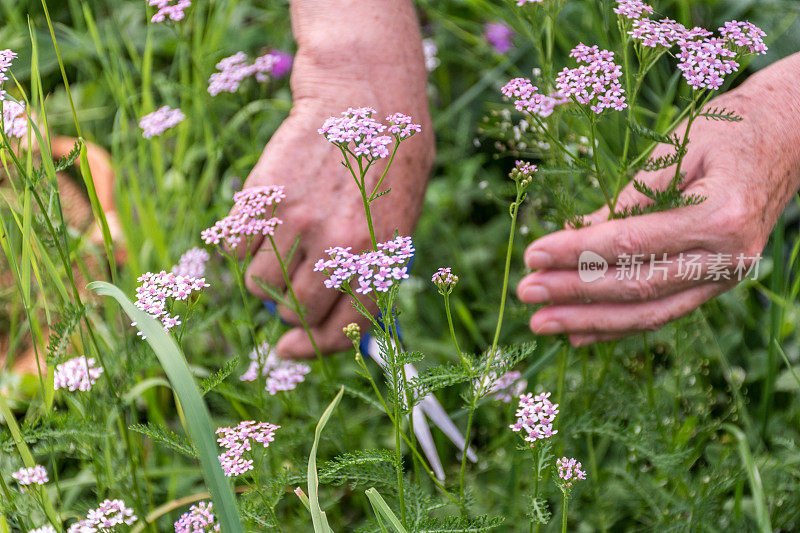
(510, 391, 559, 444)
(556, 456, 587, 487)
(500, 78, 567, 118)
(484, 370, 527, 403)
(676, 37, 739, 90)
(240, 341, 311, 395)
(148, 0, 190, 23)
(613, 0, 653, 20)
(3, 100, 26, 139)
(556, 44, 627, 114)
(133, 271, 209, 334)
(216, 421, 279, 477)
(318, 108, 420, 160)
(67, 499, 137, 532)
(510, 160, 537, 186)
(174, 502, 220, 532)
(720, 20, 768, 55)
(432, 267, 459, 295)
(207, 51, 279, 95)
(0, 49, 17, 100)
(54, 356, 104, 392)
(201, 185, 285, 248)
(171, 247, 210, 278)
(484, 22, 514, 54)
(28, 526, 56, 533)
(629, 18, 709, 48)
(12, 465, 48, 486)
(138, 106, 185, 138)
(314, 236, 415, 295)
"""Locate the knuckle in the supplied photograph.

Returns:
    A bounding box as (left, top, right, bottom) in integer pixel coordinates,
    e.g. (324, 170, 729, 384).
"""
(611, 226, 646, 258)
(620, 279, 657, 301)
(641, 310, 669, 332)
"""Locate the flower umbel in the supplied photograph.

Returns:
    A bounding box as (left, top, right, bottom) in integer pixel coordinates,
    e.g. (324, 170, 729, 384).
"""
(68, 499, 137, 532)
(171, 247, 211, 278)
(216, 421, 280, 477)
(174, 502, 220, 532)
(510, 392, 559, 444)
(12, 465, 48, 486)
(54, 356, 104, 392)
(0, 48, 17, 100)
(720, 20, 768, 55)
(432, 267, 459, 295)
(510, 160, 537, 186)
(2, 100, 26, 139)
(201, 185, 285, 248)
(207, 51, 279, 95)
(613, 0, 654, 20)
(239, 341, 311, 395)
(318, 108, 420, 161)
(556, 44, 627, 114)
(133, 271, 209, 335)
(676, 37, 739, 90)
(501, 78, 567, 118)
(148, 0, 191, 23)
(139, 106, 185, 138)
(556, 456, 587, 487)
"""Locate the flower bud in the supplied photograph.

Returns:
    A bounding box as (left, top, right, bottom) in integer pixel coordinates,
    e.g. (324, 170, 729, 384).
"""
(343, 323, 361, 342)
(432, 267, 459, 295)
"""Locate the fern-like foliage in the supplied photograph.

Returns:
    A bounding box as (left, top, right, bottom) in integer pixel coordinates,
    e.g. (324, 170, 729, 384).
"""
(698, 107, 743, 122)
(409, 360, 475, 401)
(200, 359, 238, 396)
(642, 147, 685, 172)
(47, 303, 83, 366)
(613, 177, 705, 218)
(129, 423, 197, 458)
(412, 515, 505, 532)
(527, 497, 552, 525)
(629, 122, 681, 146)
(319, 449, 398, 489)
(54, 140, 82, 172)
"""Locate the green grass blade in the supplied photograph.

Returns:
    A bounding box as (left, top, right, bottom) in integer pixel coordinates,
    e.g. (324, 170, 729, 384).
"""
(308, 387, 344, 533)
(365, 488, 408, 533)
(724, 424, 771, 533)
(87, 281, 243, 533)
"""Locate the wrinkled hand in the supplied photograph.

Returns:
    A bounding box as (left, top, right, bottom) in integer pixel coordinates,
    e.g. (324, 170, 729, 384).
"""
(517, 60, 800, 346)
(235, 0, 433, 358)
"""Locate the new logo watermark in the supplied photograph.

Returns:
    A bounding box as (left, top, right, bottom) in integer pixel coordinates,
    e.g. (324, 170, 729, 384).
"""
(578, 251, 608, 283)
(577, 252, 761, 283)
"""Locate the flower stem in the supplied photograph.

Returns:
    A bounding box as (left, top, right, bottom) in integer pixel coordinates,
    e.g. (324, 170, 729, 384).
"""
(561, 492, 568, 533)
(443, 293, 469, 371)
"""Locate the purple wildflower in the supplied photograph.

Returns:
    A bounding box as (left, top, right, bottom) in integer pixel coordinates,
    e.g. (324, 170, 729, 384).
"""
(171, 247, 210, 278)
(139, 106, 185, 138)
(510, 160, 537, 185)
(54, 356, 104, 392)
(207, 52, 277, 95)
(240, 341, 311, 395)
(484, 22, 514, 54)
(174, 502, 220, 532)
(677, 37, 739, 90)
(67, 499, 137, 532)
(2, 100, 26, 139)
(432, 267, 459, 295)
(0, 49, 17, 101)
(510, 391, 559, 444)
(149, 0, 191, 22)
(556, 456, 587, 487)
(720, 20, 767, 55)
(613, 0, 653, 20)
(200, 185, 285, 248)
(501, 78, 567, 118)
(269, 50, 293, 79)
(314, 236, 415, 295)
(318, 107, 410, 160)
(485, 370, 527, 403)
(12, 465, 48, 486)
(216, 421, 279, 477)
(133, 271, 208, 336)
(556, 44, 627, 113)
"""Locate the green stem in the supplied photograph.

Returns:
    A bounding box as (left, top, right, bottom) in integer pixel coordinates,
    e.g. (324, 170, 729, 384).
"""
(443, 293, 469, 371)
(458, 407, 475, 500)
(561, 492, 568, 533)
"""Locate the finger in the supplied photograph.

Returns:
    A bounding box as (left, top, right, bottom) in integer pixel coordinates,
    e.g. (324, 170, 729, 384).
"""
(517, 249, 720, 304)
(529, 282, 727, 336)
(275, 295, 374, 359)
(244, 232, 302, 299)
(569, 333, 626, 346)
(276, 259, 339, 326)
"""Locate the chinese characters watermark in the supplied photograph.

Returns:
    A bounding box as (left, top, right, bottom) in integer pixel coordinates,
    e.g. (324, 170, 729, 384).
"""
(578, 251, 761, 283)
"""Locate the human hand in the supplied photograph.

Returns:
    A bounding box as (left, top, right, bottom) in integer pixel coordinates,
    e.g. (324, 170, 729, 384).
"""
(517, 55, 800, 346)
(237, 0, 433, 358)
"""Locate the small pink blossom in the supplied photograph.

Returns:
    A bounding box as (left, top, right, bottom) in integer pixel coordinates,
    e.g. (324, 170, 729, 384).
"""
(216, 421, 279, 477)
(314, 236, 414, 295)
(677, 37, 739, 90)
(201, 185, 285, 248)
(139, 106, 185, 138)
(149, 0, 191, 22)
(133, 271, 208, 336)
(240, 341, 310, 395)
(501, 78, 567, 119)
(510, 391, 559, 444)
(54, 356, 104, 392)
(28, 526, 56, 533)
(174, 501, 220, 532)
(171, 247, 210, 278)
(270, 50, 293, 79)
(2, 100, 27, 139)
(720, 20, 767, 55)
(556, 456, 587, 487)
(68, 499, 137, 532)
(613, 0, 654, 20)
(0, 49, 17, 101)
(318, 108, 420, 160)
(485, 370, 527, 403)
(207, 52, 278, 95)
(556, 44, 627, 114)
(12, 465, 48, 486)
(628, 18, 707, 48)
(484, 22, 514, 54)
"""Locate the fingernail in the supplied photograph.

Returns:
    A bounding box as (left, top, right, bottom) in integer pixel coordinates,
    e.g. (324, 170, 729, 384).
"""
(533, 320, 563, 335)
(521, 285, 549, 303)
(525, 250, 551, 269)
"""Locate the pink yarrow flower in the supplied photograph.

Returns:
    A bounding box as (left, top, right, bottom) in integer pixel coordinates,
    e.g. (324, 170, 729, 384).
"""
(629, 18, 710, 48)
(613, 0, 654, 20)
(432, 267, 459, 292)
(68, 499, 137, 532)
(148, 0, 191, 22)
(133, 271, 209, 337)
(3, 100, 27, 139)
(207, 51, 278, 95)
(240, 341, 311, 395)
(216, 421, 279, 477)
(318, 108, 420, 160)
(556, 44, 627, 114)
(139, 106, 185, 138)
(174, 501, 220, 532)
(171, 247, 210, 278)
(501, 78, 567, 118)
(556, 456, 587, 487)
(12, 465, 48, 486)
(201, 185, 285, 248)
(720, 20, 767, 55)
(677, 37, 739, 90)
(28, 526, 56, 533)
(54, 356, 103, 392)
(484, 22, 514, 54)
(314, 236, 414, 295)
(484, 370, 527, 403)
(510, 391, 559, 444)
(0, 49, 17, 100)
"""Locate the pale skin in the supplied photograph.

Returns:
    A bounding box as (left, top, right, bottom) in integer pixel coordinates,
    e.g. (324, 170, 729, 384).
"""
(242, 0, 800, 357)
